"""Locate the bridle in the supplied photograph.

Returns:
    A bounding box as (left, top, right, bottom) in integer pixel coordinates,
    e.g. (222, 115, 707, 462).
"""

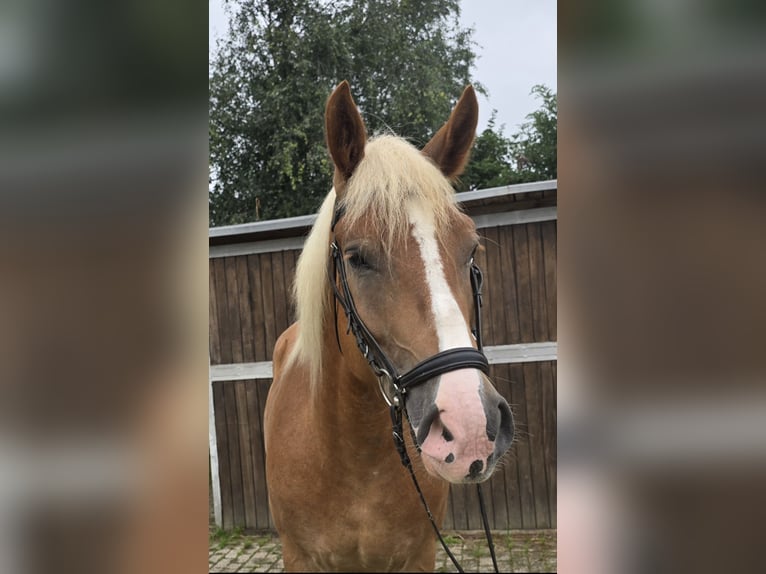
(328, 202, 499, 573)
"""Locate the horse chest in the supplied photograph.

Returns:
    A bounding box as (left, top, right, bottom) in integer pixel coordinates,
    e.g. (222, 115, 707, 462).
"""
(280, 461, 439, 570)
(310, 508, 433, 572)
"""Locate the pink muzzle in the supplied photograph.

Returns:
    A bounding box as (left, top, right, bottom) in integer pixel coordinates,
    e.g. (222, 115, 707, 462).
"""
(415, 368, 510, 483)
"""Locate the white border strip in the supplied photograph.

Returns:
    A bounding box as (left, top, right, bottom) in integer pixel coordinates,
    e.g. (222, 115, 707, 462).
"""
(484, 342, 558, 364)
(455, 179, 557, 202)
(208, 180, 557, 239)
(474, 207, 557, 229)
(209, 236, 306, 259)
(208, 358, 222, 527)
(210, 361, 274, 381)
(209, 342, 557, 382)
(209, 208, 557, 259)
(209, 213, 316, 239)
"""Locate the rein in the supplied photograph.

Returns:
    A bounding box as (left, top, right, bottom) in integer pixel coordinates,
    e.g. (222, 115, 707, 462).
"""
(329, 203, 499, 573)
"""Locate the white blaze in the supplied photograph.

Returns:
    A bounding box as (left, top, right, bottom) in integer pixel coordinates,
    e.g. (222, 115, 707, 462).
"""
(407, 200, 492, 482)
(407, 200, 473, 351)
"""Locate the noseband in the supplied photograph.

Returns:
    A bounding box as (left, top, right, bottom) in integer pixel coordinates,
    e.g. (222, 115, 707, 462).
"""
(328, 202, 499, 574)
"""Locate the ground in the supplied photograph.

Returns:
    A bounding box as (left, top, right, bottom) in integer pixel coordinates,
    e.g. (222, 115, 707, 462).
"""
(208, 527, 557, 573)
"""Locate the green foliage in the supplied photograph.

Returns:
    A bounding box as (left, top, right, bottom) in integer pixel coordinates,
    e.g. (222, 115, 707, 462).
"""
(209, 0, 556, 225)
(457, 111, 514, 191)
(509, 84, 557, 182)
(209, 526, 245, 550)
(209, 0, 482, 225)
(458, 85, 557, 191)
(459, 85, 557, 190)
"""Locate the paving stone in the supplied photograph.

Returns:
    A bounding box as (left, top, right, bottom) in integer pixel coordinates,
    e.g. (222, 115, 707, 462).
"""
(210, 530, 555, 573)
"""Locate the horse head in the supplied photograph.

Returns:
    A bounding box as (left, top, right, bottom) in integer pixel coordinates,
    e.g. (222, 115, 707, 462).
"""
(323, 81, 514, 484)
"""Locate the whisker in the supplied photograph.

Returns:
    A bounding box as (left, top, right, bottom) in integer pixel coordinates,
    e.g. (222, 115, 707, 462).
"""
(479, 233, 500, 249)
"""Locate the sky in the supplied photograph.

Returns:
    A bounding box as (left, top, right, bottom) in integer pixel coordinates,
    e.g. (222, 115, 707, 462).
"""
(209, 0, 557, 134)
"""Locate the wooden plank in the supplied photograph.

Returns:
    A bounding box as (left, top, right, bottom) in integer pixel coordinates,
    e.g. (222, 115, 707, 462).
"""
(494, 228, 526, 527)
(234, 381, 257, 528)
(541, 220, 557, 340)
(484, 342, 557, 364)
(270, 251, 289, 340)
(538, 221, 558, 526)
(448, 480, 469, 530)
(247, 254, 268, 362)
(209, 262, 222, 364)
(463, 482, 483, 530)
(250, 379, 271, 530)
(210, 362, 273, 381)
(443, 486, 456, 529)
(495, 232, 524, 528)
(259, 253, 277, 361)
(224, 257, 245, 364)
(527, 223, 549, 342)
(509, 363, 536, 528)
(480, 236, 510, 529)
(523, 362, 549, 528)
(209, 366, 223, 527)
(223, 381, 246, 527)
(210, 236, 307, 258)
(213, 258, 232, 364)
(236, 257, 256, 363)
(480, 228, 503, 528)
(482, 227, 505, 348)
(208, 343, 557, 382)
(474, 234, 492, 345)
(212, 381, 233, 529)
(257, 379, 277, 531)
(512, 225, 535, 343)
(541, 360, 557, 528)
(498, 364, 523, 529)
(498, 226, 521, 344)
(487, 365, 510, 530)
(283, 249, 299, 325)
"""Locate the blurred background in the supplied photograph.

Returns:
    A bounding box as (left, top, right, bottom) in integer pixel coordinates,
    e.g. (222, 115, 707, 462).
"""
(558, 1, 766, 573)
(2, 0, 765, 572)
(0, 0, 208, 573)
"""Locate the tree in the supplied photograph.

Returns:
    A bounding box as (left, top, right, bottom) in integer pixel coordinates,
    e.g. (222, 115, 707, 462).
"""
(458, 85, 557, 191)
(209, 0, 483, 225)
(509, 85, 557, 182)
(457, 111, 513, 191)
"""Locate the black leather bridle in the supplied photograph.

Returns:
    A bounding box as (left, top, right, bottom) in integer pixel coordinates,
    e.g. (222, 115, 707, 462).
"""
(328, 202, 499, 573)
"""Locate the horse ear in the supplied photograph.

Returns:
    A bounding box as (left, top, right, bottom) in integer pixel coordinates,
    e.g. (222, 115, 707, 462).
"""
(422, 85, 479, 180)
(325, 81, 367, 193)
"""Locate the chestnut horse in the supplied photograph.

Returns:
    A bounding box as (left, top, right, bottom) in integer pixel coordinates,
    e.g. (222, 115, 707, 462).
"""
(264, 81, 514, 572)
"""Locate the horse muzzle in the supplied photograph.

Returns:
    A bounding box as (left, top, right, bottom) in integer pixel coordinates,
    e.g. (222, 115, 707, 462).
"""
(408, 369, 514, 483)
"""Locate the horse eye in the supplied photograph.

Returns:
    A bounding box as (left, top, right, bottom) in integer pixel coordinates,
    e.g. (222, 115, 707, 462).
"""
(347, 251, 372, 271)
(467, 245, 479, 266)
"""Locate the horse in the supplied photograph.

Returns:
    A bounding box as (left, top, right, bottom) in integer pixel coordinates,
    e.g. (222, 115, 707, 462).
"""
(264, 81, 514, 572)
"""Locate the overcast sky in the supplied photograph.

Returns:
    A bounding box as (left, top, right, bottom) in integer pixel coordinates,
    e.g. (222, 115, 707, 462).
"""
(209, 0, 556, 133)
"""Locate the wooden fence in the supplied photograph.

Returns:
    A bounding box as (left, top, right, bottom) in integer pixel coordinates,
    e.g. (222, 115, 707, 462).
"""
(209, 180, 557, 531)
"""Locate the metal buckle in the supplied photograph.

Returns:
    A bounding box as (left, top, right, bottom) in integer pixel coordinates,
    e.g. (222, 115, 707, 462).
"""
(376, 370, 402, 408)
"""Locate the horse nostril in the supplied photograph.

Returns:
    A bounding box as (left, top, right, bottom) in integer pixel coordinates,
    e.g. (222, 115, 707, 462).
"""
(486, 396, 514, 447)
(468, 459, 484, 478)
(495, 399, 515, 453)
(416, 403, 440, 447)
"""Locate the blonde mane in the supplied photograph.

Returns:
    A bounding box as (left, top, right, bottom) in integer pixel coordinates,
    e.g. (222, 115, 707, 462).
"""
(287, 135, 460, 388)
